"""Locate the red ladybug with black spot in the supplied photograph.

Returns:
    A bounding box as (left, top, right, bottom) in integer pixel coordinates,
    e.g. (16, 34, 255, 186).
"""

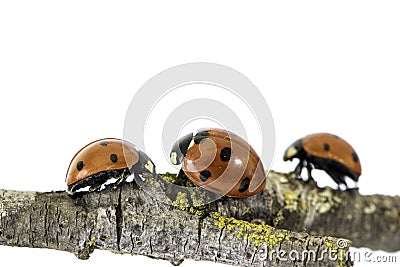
(66, 138, 155, 195)
(170, 128, 266, 198)
(283, 133, 361, 188)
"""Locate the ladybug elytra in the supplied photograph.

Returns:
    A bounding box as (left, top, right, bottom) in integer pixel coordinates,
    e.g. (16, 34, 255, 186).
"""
(66, 138, 155, 195)
(170, 128, 266, 198)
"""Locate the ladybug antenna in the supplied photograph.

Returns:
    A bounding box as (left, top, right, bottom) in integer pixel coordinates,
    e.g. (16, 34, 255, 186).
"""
(170, 132, 194, 165)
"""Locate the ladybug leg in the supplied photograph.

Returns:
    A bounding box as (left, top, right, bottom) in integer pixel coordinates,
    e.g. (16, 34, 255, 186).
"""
(89, 183, 103, 192)
(294, 161, 304, 177)
(324, 169, 348, 189)
(113, 169, 129, 188)
(177, 168, 188, 180)
(302, 161, 318, 184)
(130, 168, 145, 182)
(306, 162, 314, 180)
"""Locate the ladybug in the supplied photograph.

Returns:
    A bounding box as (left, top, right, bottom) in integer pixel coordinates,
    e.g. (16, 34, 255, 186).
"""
(170, 128, 266, 198)
(283, 133, 361, 187)
(66, 138, 155, 195)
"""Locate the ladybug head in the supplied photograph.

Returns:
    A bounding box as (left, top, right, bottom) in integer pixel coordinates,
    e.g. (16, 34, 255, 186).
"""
(170, 132, 194, 165)
(283, 138, 303, 161)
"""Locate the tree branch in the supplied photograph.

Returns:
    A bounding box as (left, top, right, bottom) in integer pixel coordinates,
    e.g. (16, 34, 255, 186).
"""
(1, 170, 397, 266)
(259, 171, 400, 252)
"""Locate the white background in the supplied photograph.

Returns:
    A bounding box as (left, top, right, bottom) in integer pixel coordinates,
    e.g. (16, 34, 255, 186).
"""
(1, 1, 399, 266)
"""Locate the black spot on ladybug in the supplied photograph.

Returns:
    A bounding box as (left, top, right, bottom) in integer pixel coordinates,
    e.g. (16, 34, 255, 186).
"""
(220, 147, 231, 162)
(76, 161, 84, 171)
(194, 131, 210, 144)
(323, 143, 330, 151)
(352, 152, 359, 162)
(332, 134, 340, 139)
(239, 177, 250, 193)
(199, 170, 212, 182)
(110, 154, 118, 163)
(100, 141, 108, 146)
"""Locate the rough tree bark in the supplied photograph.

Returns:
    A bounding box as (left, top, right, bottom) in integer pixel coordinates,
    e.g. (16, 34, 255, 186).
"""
(0, 170, 398, 266)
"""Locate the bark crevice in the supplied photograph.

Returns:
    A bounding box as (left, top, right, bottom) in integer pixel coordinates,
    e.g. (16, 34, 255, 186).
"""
(116, 187, 123, 251)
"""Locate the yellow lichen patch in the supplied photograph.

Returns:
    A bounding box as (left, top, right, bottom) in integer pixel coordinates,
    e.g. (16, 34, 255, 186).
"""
(211, 212, 288, 248)
(213, 213, 227, 229)
(305, 188, 340, 215)
(189, 189, 216, 208)
(161, 172, 196, 187)
(87, 236, 96, 247)
(165, 196, 172, 205)
(161, 172, 178, 184)
(188, 207, 205, 216)
(337, 250, 348, 267)
(160, 173, 209, 213)
(324, 236, 350, 267)
(273, 210, 285, 226)
(300, 201, 308, 211)
(191, 193, 206, 207)
(168, 191, 206, 216)
(283, 189, 301, 211)
(172, 192, 190, 207)
(325, 236, 339, 250)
